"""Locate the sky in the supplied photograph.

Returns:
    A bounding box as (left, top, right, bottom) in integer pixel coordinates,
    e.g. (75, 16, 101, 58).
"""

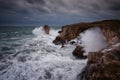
(0, 0, 120, 26)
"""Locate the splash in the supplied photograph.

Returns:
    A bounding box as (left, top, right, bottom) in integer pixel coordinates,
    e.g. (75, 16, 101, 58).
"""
(32, 26, 46, 37)
(79, 27, 108, 54)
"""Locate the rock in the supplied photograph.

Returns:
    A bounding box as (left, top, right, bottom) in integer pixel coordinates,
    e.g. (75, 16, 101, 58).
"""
(100, 27, 120, 45)
(70, 41, 76, 45)
(87, 52, 103, 64)
(80, 44, 120, 80)
(72, 46, 87, 59)
(43, 25, 50, 34)
(103, 47, 120, 65)
(52, 20, 120, 80)
(53, 20, 120, 45)
(58, 31, 62, 34)
(52, 36, 65, 45)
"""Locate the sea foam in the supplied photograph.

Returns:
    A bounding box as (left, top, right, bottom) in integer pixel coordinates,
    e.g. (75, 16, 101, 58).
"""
(0, 26, 87, 80)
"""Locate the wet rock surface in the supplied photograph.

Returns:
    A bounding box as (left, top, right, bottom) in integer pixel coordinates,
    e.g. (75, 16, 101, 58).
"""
(53, 36, 66, 45)
(72, 46, 87, 59)
(43, 25, 50, 34)
(79, 45, 120, 80)
(87, 52, 103, 64)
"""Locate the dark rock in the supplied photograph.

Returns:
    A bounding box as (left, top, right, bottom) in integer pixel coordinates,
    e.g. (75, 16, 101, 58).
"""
(58, 31, 62, 33)
(72, 46, 87, 59)
(43, 25, 50, 34)
(53, 36, 65, 45)
(70, 41, 76, 45)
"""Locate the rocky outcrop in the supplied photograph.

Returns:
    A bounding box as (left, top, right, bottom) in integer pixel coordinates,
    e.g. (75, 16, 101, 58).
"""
(53, 36, 65, 45)
(79, 44, 120, 80)
(53, 20, 120, 45)
(100, 26, 120, 44)
(87, 52, 103, 64)
(72, 46, 87, 59)
(53, 20, 120, 80)
(43, 25, 50, 34)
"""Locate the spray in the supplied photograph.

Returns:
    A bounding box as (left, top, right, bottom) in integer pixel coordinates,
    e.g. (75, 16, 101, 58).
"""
(79, 27, 108, 55)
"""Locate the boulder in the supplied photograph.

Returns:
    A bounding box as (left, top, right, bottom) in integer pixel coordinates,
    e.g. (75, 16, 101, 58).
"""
(43, 25, 50, 34)
(72, 46, 87, 59)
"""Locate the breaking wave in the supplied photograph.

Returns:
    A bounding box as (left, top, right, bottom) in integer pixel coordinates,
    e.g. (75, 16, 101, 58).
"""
(0, 26, 87, 80)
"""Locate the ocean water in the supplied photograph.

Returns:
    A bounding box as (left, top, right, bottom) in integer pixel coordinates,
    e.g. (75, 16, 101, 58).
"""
(0, 26, 87, 80)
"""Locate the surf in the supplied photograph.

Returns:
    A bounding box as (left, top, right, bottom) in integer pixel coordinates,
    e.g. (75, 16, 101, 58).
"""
(0, 26, 87, 80)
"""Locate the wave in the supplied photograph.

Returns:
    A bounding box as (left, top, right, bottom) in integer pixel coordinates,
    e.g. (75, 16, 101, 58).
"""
(0, 26, 87, 80)
(32, 26, 46, 37)
(32, 26, 59, 37)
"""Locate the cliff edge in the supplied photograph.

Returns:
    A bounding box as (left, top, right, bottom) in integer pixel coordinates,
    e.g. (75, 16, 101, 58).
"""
(53, 20, 120, 45)
(53, 20, 120, 80)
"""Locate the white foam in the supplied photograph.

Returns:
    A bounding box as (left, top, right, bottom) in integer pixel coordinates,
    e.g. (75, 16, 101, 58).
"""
(32, 26, 46, 37)
(0, 26, 87, 80)
(79, 27, 108, 55)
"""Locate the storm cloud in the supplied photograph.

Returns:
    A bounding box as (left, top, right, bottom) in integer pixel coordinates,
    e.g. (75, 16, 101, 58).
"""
(0, 0, 120, 25)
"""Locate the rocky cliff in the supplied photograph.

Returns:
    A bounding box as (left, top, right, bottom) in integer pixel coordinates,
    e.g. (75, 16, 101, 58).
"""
(53, 20, 120, 45)
(53, 20, 120, 80)
(78, 43, 120, 80)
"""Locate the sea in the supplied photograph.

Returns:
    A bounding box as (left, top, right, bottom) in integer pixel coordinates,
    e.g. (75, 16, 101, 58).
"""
(0, 26, 87, 80)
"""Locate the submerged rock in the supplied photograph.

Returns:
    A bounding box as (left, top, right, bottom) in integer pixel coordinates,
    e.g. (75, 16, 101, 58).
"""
(43, 25, 50, 34)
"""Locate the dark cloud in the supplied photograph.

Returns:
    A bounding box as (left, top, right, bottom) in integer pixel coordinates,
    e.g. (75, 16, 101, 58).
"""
(107, 1, 120, 11)
(26, 0, 45, 5)
(0, 0, 120, 26)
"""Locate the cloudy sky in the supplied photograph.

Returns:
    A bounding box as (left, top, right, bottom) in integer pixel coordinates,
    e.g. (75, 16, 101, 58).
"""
(0, 0, 120, 26)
